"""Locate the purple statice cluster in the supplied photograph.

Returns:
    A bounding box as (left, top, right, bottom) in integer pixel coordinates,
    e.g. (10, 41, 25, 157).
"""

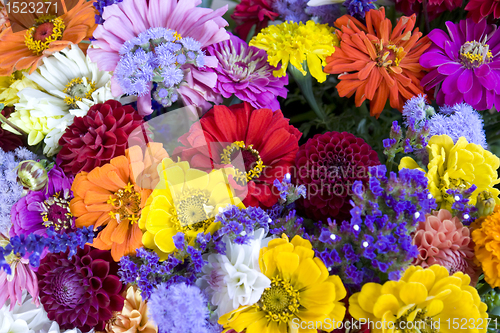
(0, 147, 37, 235)
(272, 0, 342, 26)
(273, 173, 306, 206)
(149, 282, 214, 333)
(206, 33, 288, 111)
(114, 27, 206, 107)
(93, 0, 123, 24)
(212, 205, 271, 254)
(446, 186, 478, 225)
(313, 165, 437, 289)
(0, 226, 94, 273)
(343, 0, 376, 18)
(118, 236, 209, 299)
(269, 209, 306, 236)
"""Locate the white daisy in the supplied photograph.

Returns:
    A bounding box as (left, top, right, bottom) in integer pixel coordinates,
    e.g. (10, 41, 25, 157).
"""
(10, 44, 135, 156)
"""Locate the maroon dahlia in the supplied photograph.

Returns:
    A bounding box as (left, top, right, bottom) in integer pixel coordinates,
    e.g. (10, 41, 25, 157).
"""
(295, 131, 380, 221)
(37, 245, 125, 332)
(57, 100, 143, 175)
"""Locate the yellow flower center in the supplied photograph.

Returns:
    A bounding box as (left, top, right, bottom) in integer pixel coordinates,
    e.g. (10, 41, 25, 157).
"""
(24, 15, 65, 55)
(63, 77, 97, 108)
(41, 191, 73, 231)
(394, 307, 437, 333)
(173, 188, 214, 232)
(107, 183, 141, 223)
(376, 40, 405, 67)
(220, 141, 265, 184)
(259, 277, 300, 324)
(460, 39, 492, 68)
(440, 177, 470, 202)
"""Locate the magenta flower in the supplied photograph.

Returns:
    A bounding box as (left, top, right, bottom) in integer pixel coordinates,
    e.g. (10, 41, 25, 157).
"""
(89, 0, 229, 115)
(206, 33, 288, 111)
(0, 252, 39, 310)
(420, 18, 500, 110)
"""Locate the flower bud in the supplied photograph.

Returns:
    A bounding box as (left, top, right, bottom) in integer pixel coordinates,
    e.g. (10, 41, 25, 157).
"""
(16, 160, 48, 192)
(476, 191, 496, 217)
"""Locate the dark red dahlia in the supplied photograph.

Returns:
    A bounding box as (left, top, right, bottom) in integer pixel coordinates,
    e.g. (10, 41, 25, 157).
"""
(57, 100, 143, 175)
(466, 0, 500, 23)
(37, 245, 125, 332)
(395, 0, 462, 20)
(231, 0, 279, 41)
(175, 102, 301, 208)
(295, 131, 379, 221)
(0, 127, 23, 152)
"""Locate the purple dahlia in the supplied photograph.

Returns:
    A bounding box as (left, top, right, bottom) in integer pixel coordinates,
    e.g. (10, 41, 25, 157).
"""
(205, 32, 288, 111)
(294, 131, 380, 222)
(37, 245, 125, 332)
(420, 18, 500, 110)
(10, 164, 75, 237)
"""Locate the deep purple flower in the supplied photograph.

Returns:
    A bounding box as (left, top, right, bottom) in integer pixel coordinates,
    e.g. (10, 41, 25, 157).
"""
(10, 164, 74, 237)
(37, 245, 125, 332)
(205, 33, 288, 111)
(420, 18, 500, 110)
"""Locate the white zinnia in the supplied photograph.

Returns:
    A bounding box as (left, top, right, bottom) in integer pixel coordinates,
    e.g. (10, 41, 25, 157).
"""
(10, 44, 134, 156)
(0, 292, 85, 333)
(197, 228, 272, 318)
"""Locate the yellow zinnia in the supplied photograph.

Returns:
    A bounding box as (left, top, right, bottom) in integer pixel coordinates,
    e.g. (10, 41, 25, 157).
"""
(139, 158, 244, 259)
(219, 234, 347, 333)
(399, 135, 500, 210)
(472, 205, 500, 288)
(349, 265, 488, 333)
(0, 71, 40, 106)
(249, 20, 338, 83)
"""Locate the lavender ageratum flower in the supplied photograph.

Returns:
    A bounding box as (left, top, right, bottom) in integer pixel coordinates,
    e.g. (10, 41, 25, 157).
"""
(420, 18, 500, 110)
(206, 33, 288, 111)
(429, 103, 487, 148)
(0, 147, 36, 236)
(148, 282, 212, 333)
(10, 164, 75, 237)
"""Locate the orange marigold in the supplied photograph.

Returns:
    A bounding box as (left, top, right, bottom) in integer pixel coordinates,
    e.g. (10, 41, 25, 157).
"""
(471, 205, 500, 288)
(70, 144, 167, 261)
(324, 7, 431, 118)
(0, 0, 96, 76)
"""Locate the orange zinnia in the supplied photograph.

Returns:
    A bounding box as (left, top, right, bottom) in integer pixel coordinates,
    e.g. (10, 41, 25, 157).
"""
(0, 0, 96, 76)
(70, 144, 168, 261)
(324, 7, 430, 118)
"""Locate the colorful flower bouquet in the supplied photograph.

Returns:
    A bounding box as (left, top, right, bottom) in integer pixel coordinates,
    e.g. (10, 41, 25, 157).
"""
(2, 0, 500, 332)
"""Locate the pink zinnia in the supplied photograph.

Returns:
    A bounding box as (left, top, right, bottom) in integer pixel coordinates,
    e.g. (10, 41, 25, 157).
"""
(412, 209, 481, 285)
(89, 0, 229, 115)
(0, 256, 39, 310)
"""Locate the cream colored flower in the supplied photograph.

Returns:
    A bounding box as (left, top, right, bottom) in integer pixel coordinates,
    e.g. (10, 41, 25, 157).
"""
(0, 72, 40, 107)
(108, 286, 157, 333)
(5, 44, 134, 156)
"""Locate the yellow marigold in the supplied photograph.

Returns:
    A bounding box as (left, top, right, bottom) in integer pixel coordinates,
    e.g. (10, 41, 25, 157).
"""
(139, 158, 244, 259)
(472, 205, 500, 288)
(349, 265, 488, 333)
(219, 234, 347, 333)
(399, 135, 500, 210)
(0, 71, 40, 106)
(249, 20, 338, 83)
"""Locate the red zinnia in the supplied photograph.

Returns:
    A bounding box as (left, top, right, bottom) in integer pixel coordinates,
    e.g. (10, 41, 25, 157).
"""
(175, 102, 301, 208)
(231, 0, 279, 41)
(466, 0, 500, 23)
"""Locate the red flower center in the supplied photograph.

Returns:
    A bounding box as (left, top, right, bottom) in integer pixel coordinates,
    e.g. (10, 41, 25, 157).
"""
(376, 42, 404, 67)
(33, 22, 55, 41)
(220, 141, 265, 184)
(41, 191, 74, 231)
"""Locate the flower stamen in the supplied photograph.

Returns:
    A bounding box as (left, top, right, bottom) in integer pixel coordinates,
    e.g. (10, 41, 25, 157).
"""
(24, 16, 65, 55)
(107, 183, 141, 223)
(258, 277, 300, 324)
(221, 141, 265, 183)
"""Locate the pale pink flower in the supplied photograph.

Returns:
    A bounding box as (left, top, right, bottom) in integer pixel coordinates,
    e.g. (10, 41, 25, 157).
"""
(0, 257, 39, 310)
(413, 209, 481, 285)
(89, 0, 229, 116)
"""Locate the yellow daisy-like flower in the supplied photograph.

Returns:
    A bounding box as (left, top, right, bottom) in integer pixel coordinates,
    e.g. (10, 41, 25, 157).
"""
(399, 135, 500, 210)
(219, 234, 347, 333)
(0, 71, 39, 106)
(349, 265, 488, 333)
(249, 20, 338, 83)
(472, 205, 500, 288)
(139, 158, 244, 259)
